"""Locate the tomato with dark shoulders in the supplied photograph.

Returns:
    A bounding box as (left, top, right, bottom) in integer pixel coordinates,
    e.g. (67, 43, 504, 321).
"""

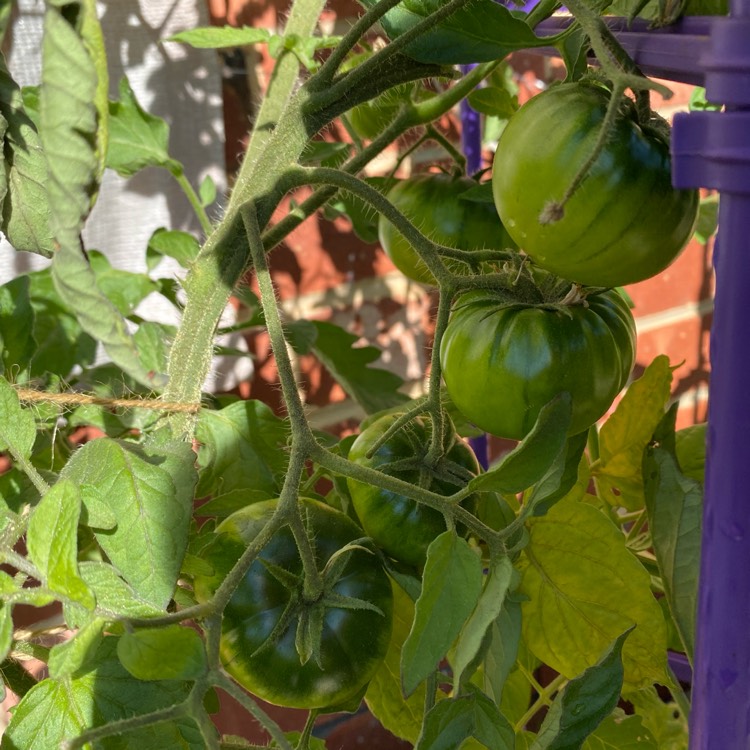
(439, 286, 636, 440)
(492, 82, 699, 288)
(379, 173, 516, 285)
(194, 498, 393, 710)
(347, 413, 480, 567)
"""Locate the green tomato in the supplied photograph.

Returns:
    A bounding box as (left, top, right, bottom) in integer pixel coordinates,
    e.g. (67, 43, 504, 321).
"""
(439, 288, 636, 440)
(194, 498, 393, 710)
(492, 82, 699, 288)
(347, 413, 479, 567)
(378, 173, 516, 285)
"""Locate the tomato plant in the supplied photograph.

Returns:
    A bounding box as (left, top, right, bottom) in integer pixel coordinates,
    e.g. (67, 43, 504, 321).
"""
(440, 285, 637, 440)
(195, 498, 393, 710)
(492, 82, 700, 288)
(0, 0, 709, 748)
(347, 413, 479, 567)
(378, 173, 515, 285)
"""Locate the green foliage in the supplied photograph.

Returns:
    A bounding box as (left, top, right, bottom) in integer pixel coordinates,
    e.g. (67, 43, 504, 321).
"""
(0, 1, 707, 748)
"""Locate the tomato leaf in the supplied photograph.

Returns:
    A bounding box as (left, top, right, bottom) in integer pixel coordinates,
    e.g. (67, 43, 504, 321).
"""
(643, 432, 702, 661)
(146, 228, 201, 272)
(482, 597, 522, 707)
(531, 629, 631, 749)
(581, 713, 657, 749)
(3, 638, 199, 750)
(0, 375, 37, 461)
(415, 687, 514, 750)
(107, 76, 181, 177)
(61, 439, 197, 609)
(357, 0, 548, 65)
(452, 556, 514, 689)
(0, 277, 36, 376)
(117, 626, 207, 681)
(0, 57, 54, 257)
(675, 422, 706, 485)
(79, 562, 164, 620)
(196, 400, 290, 498)
(309, 320, 410, 415)
(27, 479, 95, 610)
(520, 497, 669, 689)
(48, 617, 107, 679)
(468, 393, 571, 495)
(366, 583, 427, 744)
(169, 24, 271, 48)
(627, 687, 688, 749)
(87, 250, 159, 316)
(401, 533, 483, 697)
(593, 355, 674, 510)
(467, 88, 518, 119)
(527, 430, 588, 518)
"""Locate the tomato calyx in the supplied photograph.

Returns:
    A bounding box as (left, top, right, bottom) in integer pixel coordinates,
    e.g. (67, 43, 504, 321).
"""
(253, 538, 385, 668)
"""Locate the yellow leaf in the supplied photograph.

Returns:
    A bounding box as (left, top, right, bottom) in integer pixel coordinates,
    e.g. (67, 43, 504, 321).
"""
(519, 497, 668, 689)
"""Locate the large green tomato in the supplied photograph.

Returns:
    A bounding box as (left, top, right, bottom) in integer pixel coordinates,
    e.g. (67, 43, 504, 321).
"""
(439, 288, 636, 440)
(347, 413, 479, 567)
(492, 82, 699, 288)
(194, 498, 393, 710)
(378, 173, 516, 285)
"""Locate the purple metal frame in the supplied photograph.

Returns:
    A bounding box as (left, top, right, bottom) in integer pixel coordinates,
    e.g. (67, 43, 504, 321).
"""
(459, 6, 750, 747)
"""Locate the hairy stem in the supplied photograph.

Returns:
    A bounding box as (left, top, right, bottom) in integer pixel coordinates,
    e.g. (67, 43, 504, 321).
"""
(174, 170, 213, 236)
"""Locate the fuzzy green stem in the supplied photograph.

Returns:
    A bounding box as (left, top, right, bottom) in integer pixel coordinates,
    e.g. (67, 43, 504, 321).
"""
(425, 125, 466, 173)
(62, 703, 187, 750)
(311, 0, 406, 86)
(296, 710, 319, 750)
(8, 447, 49, 496)
(0, 549, 41, 580)
(173, 169, 213, 236)
(214, 672, 294, 750)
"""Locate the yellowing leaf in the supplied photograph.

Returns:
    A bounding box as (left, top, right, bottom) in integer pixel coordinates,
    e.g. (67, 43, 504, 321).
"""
(519, 497, 668, 689)
(593, 356, 674, 510)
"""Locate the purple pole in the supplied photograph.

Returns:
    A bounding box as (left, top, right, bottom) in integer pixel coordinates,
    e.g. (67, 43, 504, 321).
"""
(671, 3, 750, 746)
(459, 65, 490, 470)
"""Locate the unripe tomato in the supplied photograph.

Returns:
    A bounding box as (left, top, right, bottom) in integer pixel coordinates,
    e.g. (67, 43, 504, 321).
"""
(194, 498, 393, 710)
(347, 413, 479, 567)
(492, 82, 699, 288)
(378, 173, 516, 285)
(439, 288, 636, 440)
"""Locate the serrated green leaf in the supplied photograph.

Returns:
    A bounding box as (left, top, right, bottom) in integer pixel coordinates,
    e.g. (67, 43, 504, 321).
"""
(357, 0, 548, 64)
(452, 556, 514, 689)
(593, 356, 673, 510)
(169, 24, 271, 49)
(118, 625, 206, 681)
(79, 562, 164, 619)
(0, 276, 36, 375)
(416, 688, 514, 750)
(196, 400, 289, 498)
(581, 713, 657, 749)
(27, 479, 95, 609)
(469, 394, 571, 494)
(531, 630, 631, 749)
(2, 637, 193, 750)
(520, 497, 668, 689)
(146, 228, 200, 271)
(87, 250, 159, 315)
(366, 583, 427, 743)
(310, 320, 409, 415)
(107, 77, 180, 177)
(402, 533, 483, 696)
(0, 57, 54, 256)
(48, 616, 107, 678)
(643, 446, 701, 661)
(61, 439, 196, 608)
(0, 375, 36, 460)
